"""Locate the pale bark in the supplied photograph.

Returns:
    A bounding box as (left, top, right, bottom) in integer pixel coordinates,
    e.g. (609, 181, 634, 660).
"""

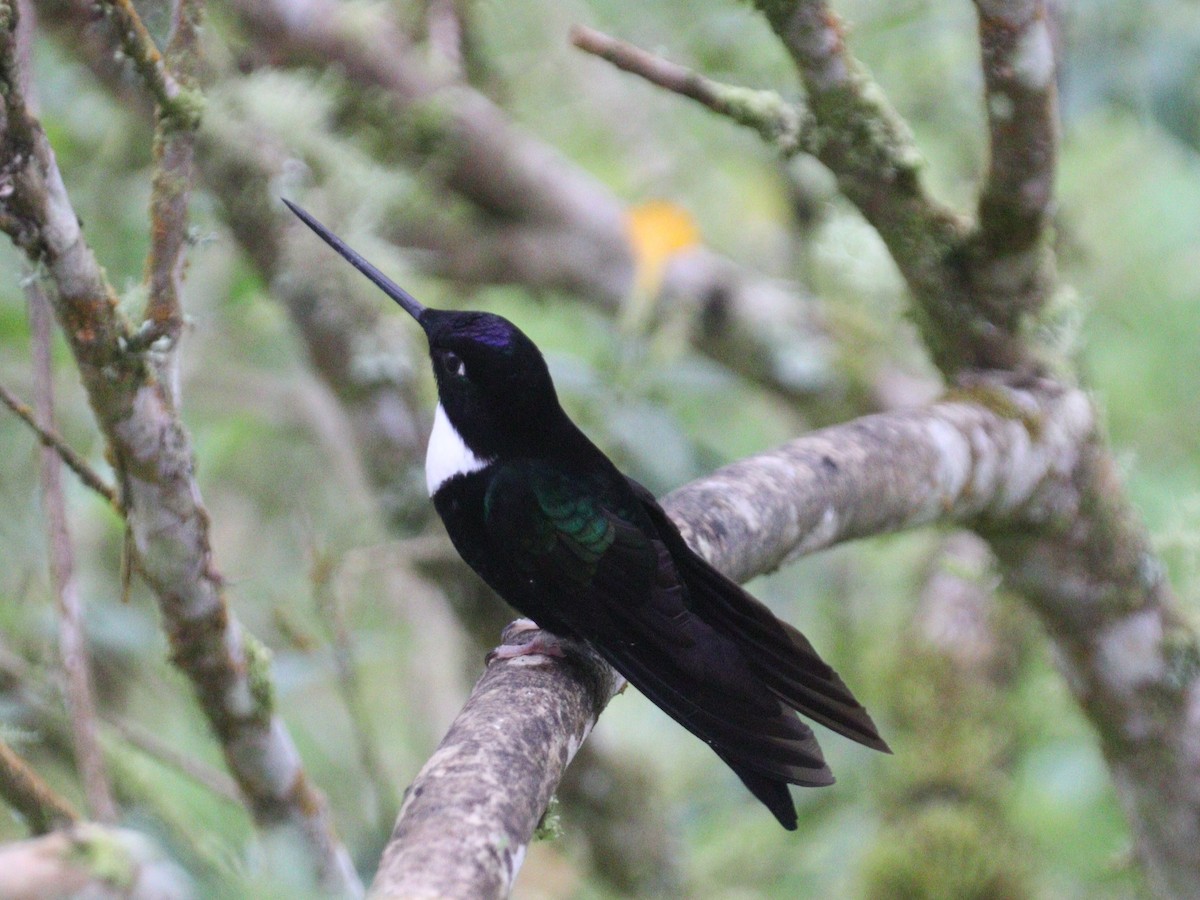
(0, 5, 360, 893)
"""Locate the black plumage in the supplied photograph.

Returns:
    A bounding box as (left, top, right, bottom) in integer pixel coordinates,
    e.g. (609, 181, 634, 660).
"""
(285, 199, 889, 828)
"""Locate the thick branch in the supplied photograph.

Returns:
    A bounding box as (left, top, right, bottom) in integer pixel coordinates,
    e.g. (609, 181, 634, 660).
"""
(989, 447, 1200, 899)
(224, 0, 839, 401)
(665, 374, 1091, 582)
(969, 0, 1059, 328)
(370, 623, 623, 898)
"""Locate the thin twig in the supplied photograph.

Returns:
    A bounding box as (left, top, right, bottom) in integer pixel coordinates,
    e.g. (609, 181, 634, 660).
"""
(137, 0, 205, 363)
(310, 548, 401, 836)
(570, 24, 810, 156)
(0, 734, 80, 834)
(27, 277, 117, 824)
(97, 0, 190, 118)
(0, 380, 120, 509)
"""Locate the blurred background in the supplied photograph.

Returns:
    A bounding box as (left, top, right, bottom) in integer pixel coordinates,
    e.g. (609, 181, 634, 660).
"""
(1, 0, 1198, 895)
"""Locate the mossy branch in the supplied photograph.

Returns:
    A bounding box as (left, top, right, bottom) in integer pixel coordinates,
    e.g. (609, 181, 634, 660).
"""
(570, 24, 812, 157)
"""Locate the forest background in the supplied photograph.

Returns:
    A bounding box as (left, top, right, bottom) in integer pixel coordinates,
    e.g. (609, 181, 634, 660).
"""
(1, 0, 1198, 896)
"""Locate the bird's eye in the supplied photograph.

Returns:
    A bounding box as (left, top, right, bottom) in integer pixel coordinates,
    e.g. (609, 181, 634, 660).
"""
(441, 350, 466, 378)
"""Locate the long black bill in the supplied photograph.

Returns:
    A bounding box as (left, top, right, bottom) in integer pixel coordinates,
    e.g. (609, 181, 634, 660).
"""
(282, 198, 426, 323)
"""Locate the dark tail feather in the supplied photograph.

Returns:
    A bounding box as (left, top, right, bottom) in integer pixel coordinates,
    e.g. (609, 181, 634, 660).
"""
(715, 750, 822, 830)
(633, 484, 890, 753)
(672, 536, 890, 753)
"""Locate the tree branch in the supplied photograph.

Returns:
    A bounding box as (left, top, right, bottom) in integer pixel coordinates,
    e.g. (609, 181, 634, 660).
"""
(224, 0, 842, 401)
(0, 734, 80, 834)
(0, 7, 360, 893)
(570, 24, 811, 157)
(969, 0, 1059, 329)
(135, 0, 204, 366)
(0, 380, 120, 509)
(28, 277, 117, 823)
(750, 0, 1044, 372)
(664, 374, 1091, 583)
(96, 0, 194, 122)
(988, 445, 1200, 899)
(369, 623, 623, 898)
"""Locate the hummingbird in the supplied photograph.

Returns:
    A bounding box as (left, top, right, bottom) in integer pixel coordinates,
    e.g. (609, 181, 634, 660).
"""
(284, 199, 889, 829)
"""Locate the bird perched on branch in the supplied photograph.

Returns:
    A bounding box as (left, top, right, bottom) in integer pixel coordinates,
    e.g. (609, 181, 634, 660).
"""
(285, 199, 889, 829)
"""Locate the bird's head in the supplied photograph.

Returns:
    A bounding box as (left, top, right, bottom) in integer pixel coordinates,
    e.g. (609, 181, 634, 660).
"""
(284, 200, 561, 457)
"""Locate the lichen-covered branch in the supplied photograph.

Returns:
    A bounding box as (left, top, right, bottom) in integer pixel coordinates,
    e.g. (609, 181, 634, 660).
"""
(570, 24, 811, 156)
(0, 7, 359, 894)
(96, 0, 198, 125)
(0, 734, 80, 834)
(969, 0, 1059, 329)
(987, 446, 1200, 899)
(137, 0, 205, 364)
(369, 623, 624, 899)
(736, 5, 1200, 893)
(665, 375, 1091, 583)
(750, 0, 1045, 373)
(28, 278, 117, 823)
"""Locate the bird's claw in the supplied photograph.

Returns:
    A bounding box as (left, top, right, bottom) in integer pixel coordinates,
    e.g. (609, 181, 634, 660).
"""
(487, 621, 566, 665)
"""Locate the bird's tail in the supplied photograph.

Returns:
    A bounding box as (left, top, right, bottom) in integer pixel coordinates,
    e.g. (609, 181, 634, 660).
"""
(714, 748, 831, 830)
(686, 551, 889, 752)
(638, 495, 890, 754)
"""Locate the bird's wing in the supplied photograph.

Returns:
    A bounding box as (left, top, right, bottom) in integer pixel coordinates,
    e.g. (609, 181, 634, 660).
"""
(482, 461, 834, 814)
(627, 478, 891, 754)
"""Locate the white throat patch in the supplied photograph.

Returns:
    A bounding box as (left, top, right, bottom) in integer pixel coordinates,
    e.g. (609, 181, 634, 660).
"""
(426, 403, 491, 495)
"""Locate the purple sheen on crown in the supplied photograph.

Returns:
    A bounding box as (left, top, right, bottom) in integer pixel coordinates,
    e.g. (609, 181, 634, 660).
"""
(464, 315, 518, 350)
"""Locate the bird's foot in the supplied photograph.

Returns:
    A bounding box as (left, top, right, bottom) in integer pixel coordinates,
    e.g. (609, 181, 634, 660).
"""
(487, 620, 566, 664)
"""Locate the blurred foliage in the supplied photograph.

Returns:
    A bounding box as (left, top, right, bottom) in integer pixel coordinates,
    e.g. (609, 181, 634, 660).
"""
(1, 0, 1198, 896)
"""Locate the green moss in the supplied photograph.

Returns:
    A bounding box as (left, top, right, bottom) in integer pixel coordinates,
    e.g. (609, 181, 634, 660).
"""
(533, 795, 563, 842)
(942, 382, 1045, 440)
(243, 631, 276, 715)
(863, 804, 1031, 900)
(68, 827, 137, 890)
(163, 87, 206, 132)
(712, 84, 807, 154)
